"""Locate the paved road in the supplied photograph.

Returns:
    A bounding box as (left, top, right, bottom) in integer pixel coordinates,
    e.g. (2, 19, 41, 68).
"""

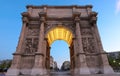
(50, 71, 120, 76)
(50, 71, 71, 76)
(0, 74, 5, 76)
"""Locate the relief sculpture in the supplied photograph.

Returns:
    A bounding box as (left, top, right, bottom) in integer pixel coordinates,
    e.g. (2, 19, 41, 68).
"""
(27, 28, 39, 36)
(33, 38, 38, 52)
(82, 38, 88, 53)
(82, 37, 95, 53)
(81, 28, 92, 35)
(24, 38, 38, 54)
(88, 38, 95, 53)
(25, 38, 32, 54)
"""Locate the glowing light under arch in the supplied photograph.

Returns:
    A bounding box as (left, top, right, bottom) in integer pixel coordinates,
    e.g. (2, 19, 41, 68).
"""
(47, 27, 73, 46)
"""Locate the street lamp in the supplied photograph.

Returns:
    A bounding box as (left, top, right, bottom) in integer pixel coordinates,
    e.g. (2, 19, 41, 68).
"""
(113, 60, 116, 63)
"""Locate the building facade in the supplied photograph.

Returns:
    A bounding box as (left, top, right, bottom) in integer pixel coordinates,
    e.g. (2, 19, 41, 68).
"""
(6, 5, 114, 76)
(108, 51, 120, 59)
(61, 61, 70, 71)
(50, 56, 54, 69)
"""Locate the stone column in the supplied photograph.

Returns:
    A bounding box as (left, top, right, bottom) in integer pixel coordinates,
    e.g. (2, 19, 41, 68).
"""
(6, 53, 22, 76)
(90, 12, 104, 52)
(94, 23, 114, 74)
(31, 12, 48, 76)
(90, 12, 114, 74)
(47, 46, 51, 73)
(73, 38, 78, 75)
(73, 13, 90, 74)
(16, 16, 28, 53)
(93, 24, 103, 52)
(6, 14, 29, 76)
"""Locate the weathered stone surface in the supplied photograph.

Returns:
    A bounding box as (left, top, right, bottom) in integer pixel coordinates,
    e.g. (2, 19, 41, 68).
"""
(6, 5, 114, 76)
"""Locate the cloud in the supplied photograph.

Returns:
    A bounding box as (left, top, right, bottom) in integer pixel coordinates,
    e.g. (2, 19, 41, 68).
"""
(116, 0, 120, 14)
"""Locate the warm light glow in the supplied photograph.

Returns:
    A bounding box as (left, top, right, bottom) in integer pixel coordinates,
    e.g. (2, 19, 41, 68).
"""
(47, 26, 73, 46)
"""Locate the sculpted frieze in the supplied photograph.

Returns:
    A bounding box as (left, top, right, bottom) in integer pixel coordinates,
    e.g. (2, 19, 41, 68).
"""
(82, 37, 96, 53)
(88, 38, 95, 53)
(81, 28, 92, 36)
(24, 38, 38, 54)
(27, 27, 39, 36)
(80, 21, 90, 28)
(45, 22, 75, 34)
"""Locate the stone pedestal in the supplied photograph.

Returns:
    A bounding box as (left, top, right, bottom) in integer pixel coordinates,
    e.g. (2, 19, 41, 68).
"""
(100, 53, 114, 74)
(31, 68, 48, 76)
(6, 68, 20, 76)
(6, 53, 22, 76)
(77, 54, 90, 74)
(31, 52, 47, 75)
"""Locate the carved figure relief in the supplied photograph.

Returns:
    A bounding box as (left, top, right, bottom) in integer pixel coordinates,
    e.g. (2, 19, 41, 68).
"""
(82, 37, 95, 53)
(45, 23, 75, 34)
(82, 38, 88, 53)
(24, 38, 38, 54)
(27, 27, 39, 36)
(88, 38, 95, 53)
(81, 28, 92, 36)
(33, 38, 38, 52)
(25, 38, 32, 54)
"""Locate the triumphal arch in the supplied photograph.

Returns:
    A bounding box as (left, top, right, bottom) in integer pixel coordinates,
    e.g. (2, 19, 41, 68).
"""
(6, 5, 114, 76)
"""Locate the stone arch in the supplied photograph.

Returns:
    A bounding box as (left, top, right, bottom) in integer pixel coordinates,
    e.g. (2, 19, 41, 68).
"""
(6, 5, 115, 76)
(44, 25, 75, 72)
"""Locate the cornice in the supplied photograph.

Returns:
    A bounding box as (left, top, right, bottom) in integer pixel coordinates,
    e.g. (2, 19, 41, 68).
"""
(26, 5, 93, 9)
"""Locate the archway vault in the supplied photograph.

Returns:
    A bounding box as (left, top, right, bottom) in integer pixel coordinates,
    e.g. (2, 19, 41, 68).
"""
(47, 26, 73, 46)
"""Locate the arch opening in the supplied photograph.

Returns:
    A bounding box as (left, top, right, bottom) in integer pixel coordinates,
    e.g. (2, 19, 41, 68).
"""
(45, 26, 75, 71)
(50, 40, 70, 70)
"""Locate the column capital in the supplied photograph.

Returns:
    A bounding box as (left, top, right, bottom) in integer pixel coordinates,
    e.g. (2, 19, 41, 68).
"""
(39, 12, 46, 22)
(21, 12, 29, 23)
(48, 47, 51, 49)
(44, 38, 48, 40)
(73, 12, 81, 22)
(22, 17, 29, 23)
(90, 12, 98, 24)
(72, 37, 76, 40)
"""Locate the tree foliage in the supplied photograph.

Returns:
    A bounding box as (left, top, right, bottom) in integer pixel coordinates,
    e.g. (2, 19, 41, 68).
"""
(0, 60, 12, 72)
(108, 54, 120, 70)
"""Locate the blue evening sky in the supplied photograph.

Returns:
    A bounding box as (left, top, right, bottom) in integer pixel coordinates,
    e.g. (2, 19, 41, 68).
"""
(0, 0, 120, 68)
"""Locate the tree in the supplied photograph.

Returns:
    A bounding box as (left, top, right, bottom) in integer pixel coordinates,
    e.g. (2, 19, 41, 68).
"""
(0, 59, 12, 72)
(108, 55, 120, 71)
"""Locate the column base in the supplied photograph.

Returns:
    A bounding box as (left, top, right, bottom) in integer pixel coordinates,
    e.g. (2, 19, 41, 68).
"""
(89, 67, 101, 74)
(101, 65, 115, 74)
(74, 67, 90, 75)
(19, 69, 31, 75)
(31, 68, 48, 76)
(6, 68, 20, 76)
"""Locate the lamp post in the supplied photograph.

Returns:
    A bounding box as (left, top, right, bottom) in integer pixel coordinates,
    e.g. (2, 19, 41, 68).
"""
(113, 60, 116, 63)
